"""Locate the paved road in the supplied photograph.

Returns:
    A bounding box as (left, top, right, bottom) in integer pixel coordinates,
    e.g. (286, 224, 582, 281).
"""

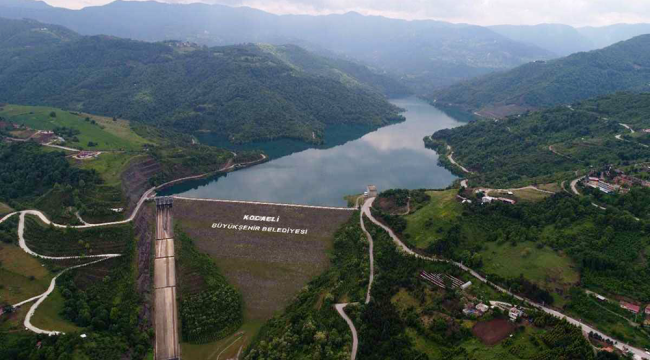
(335, 304, 358, 360)
(360, 197, 649, 359)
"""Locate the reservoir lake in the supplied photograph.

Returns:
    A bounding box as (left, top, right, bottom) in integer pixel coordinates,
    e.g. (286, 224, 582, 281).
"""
(161, 97, 466, 206)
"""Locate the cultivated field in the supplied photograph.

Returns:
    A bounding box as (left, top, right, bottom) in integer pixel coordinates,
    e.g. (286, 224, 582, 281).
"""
(173, 199, 354, 355)
(472, 319, 516, 345)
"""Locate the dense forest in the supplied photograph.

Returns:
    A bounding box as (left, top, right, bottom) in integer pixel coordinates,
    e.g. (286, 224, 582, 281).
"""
(430, 34, 650, 114)
(0, 18, 404, 144)
(175, 230, 243, 344)
(0, 142, 101, 203)
(427, 93, 650, 187)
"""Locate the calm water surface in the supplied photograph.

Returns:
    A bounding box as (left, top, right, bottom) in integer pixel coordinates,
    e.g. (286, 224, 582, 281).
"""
(161, 97, 465, 206)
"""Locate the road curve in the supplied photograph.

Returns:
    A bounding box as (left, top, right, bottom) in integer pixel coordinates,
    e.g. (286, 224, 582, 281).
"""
(570, 177, 583, 196)
(446, 145, 472, 174)
(335, 304, 358, 360)
(360, 197, 648, 359)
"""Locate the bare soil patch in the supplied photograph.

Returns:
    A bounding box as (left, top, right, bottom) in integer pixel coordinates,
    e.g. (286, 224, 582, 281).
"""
(173, 199, 353, 321)
(472, 318, 516, 345)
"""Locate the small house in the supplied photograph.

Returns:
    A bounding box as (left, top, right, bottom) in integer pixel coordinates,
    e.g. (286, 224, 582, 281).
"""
(366, 185, 378, 198)
(509, 307, 523, 321)
(476, 303, 489, 313)
(620, 301, 640, 314)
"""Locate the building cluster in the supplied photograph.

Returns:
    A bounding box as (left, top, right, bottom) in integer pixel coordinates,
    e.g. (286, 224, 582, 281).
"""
(463, 302, 490, 317)
(489, 301, 526, 321)
(584, 166, 650, 194)
(481, 195, 516, 205)
(472, 190, 516, 205)
(72, 150, 101, 160)
(365, 185, 378, 198)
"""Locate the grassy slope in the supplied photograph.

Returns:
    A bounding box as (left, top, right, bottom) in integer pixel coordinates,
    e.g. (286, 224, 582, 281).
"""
(479, 241, 578, 287)
(0, 244, 52, 305)
(30, 287, 82, 334)
(1, 104, 151, 151)
(404, 190, 463, 249)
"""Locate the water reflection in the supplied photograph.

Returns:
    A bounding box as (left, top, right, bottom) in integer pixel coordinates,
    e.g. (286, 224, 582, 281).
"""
(161, 97, 465, 206)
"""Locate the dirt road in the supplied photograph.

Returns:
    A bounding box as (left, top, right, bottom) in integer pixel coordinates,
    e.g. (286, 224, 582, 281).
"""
(335, 304, 358, 360)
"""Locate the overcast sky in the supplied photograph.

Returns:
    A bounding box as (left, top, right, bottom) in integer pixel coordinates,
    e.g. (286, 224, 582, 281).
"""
(42, 0, 650, 26)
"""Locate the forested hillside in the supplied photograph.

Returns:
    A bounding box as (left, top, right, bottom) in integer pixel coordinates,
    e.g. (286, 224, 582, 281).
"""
(0, 0, 553, 93)
(426, 93, 650, 187)
(430, 35, 650, 117)
(0, 18, 403, 144)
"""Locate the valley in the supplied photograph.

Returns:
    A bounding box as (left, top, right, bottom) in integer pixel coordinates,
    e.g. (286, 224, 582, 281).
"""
(2, 2, 650, 360)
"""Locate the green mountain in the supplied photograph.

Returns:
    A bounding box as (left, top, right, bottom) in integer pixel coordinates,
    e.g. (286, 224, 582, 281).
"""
(0, 18, 404, 144)
(426, 92, 650, 187)
(429, 35, 650, 117)
(0, 1, 553, 94)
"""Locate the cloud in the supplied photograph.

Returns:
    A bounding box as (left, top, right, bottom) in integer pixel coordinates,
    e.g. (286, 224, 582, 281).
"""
(42, 0, 650, 26)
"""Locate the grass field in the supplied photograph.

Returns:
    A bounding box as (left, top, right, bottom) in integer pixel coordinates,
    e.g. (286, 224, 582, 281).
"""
(30, 287, 82, 334)
(479, 241, 579, 298)
(404, 190, 463, 249)
(508, 188, 552, 202)
(76, 153, 145, 186)
(0, 104, 151, 151)
(0, 243, 52, 305)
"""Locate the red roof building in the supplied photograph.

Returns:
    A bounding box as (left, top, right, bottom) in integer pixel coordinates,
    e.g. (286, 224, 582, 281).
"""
(620, 301, 640, 314)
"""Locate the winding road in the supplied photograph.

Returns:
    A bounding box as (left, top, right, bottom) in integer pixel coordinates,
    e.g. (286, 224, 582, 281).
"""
(335, 304, 358, 360)
(0, 153, 268, 336)
(357, 196, 649, 359)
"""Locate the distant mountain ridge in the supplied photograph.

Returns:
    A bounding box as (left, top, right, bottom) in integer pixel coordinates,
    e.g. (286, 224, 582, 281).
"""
(490, 23, 650, 56)
(0, 17, 404, 145)
(429, 34, 650, 117)
(0, 0, 554, 93)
